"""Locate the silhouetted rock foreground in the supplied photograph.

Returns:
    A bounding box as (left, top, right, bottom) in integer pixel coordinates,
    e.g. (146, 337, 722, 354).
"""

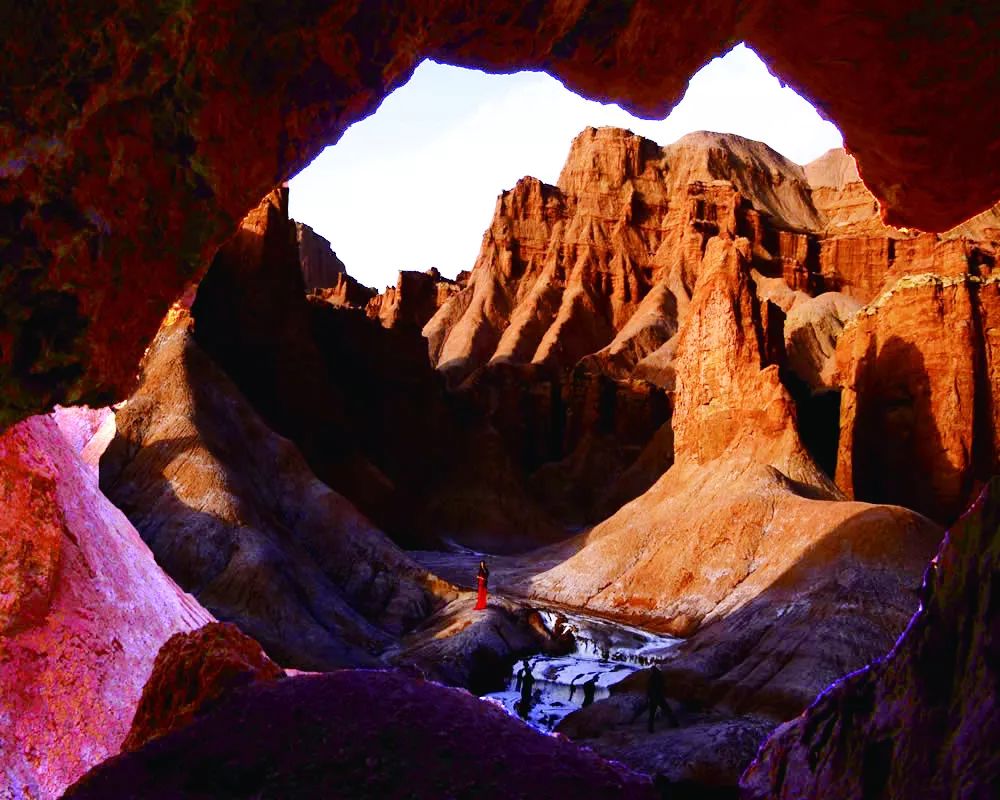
(741, 477, 1000, 799)
(122, 622, 285, 753)
(64, 671, 657, 800)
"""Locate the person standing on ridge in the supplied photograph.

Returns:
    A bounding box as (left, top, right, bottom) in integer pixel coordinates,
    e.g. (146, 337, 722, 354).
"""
(582, 675, 598, 708)
(474, 559, 489, 610)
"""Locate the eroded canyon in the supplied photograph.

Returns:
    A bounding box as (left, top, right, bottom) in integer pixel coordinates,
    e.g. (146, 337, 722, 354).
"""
(3, 4, 1000, 799)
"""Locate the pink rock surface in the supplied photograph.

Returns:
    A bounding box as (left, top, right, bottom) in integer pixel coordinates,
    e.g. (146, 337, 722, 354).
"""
(0, 412, 212, 799)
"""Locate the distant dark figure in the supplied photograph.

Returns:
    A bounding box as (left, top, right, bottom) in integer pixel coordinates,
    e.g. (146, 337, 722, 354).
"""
(475, 560, 489, 610)
(517, 663, 535, 718)
(646, 667, 679, 732)
(582, 675, 598, 708)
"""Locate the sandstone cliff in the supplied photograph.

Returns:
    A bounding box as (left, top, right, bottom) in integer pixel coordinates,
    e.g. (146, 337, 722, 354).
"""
(424, 128, 1000, 533)
(522, 235, 942, 718)
(424, 127, 824, 385)
(835, 265, 1000, 525)
(365, 268, 465, 330)
(422, 128, 849, 523)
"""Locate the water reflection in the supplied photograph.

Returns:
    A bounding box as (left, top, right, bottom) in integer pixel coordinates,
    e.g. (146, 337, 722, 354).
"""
(485, 609, 681, 732)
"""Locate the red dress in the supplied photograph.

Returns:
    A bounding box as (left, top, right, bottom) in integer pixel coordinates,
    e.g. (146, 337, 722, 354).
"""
(475, 575, 488, 610)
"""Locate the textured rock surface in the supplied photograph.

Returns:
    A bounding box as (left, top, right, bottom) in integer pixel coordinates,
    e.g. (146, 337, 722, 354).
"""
(99, 311, 453, 670)
(64, 671, 656, 800)
(193, 189, 562, 552)
(784, 291, 861, 392)
(296, 220, 375, 306)
(741, 478, 1000, 800)
(122, 622, 285, 753)
(387, 595, 573, 694)
(0, 412, 211, 800)
(836, 267, 1000, 525)
(366, 268, 464, 330)
(423, 128, 841, 524)
(424, 128, 823, 385)
(429, 128, 1000, 534)
(805, 148, 891, 238)
(295, 221, 345, 288)
(1, 1, 996, 422)
(522, 237, 942, 716)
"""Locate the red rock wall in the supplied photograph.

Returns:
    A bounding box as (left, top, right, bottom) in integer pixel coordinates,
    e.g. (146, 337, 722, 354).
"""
(2, 1, 996, 423)
(836, 269, 1000, 525)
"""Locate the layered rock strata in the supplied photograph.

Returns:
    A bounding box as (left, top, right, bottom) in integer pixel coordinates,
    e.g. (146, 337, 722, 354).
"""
(99, 311, 453, 670)
(522, 235, 942, 718)
(835, 266, 1000, 525)
(428, 127, 1000, 533)
(0, 412, 211, 799)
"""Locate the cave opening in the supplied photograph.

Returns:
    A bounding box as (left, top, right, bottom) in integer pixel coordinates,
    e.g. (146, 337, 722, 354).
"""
(180, 44, 863, 555)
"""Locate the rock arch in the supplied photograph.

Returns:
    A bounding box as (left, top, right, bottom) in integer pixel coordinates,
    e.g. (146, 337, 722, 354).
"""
(1, 0, 997, 423)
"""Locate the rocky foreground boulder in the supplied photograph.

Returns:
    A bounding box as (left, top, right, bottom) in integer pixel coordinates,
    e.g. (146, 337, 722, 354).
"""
(121, 622, 285, 753)
(64, 671, 657, 800)
(0, 412, 211, 799)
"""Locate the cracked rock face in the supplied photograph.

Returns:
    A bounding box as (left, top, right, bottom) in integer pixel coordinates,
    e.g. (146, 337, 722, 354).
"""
(1, 1, 997, 422)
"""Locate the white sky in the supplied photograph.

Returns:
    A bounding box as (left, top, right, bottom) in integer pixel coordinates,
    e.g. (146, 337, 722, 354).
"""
(289, 44, 843, 290)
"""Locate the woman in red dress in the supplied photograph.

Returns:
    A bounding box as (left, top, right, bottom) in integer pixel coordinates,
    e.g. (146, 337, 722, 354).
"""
(475, 560, 489, 610)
